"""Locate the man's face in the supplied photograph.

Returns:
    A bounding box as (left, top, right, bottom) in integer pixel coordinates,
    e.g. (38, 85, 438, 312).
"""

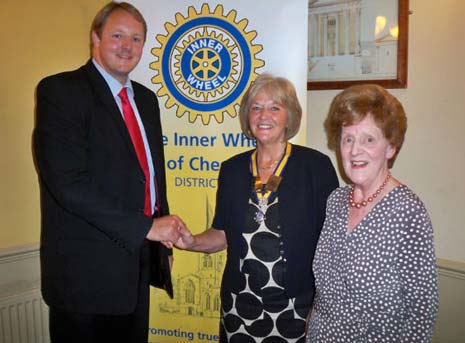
(92, 9, 145, 84)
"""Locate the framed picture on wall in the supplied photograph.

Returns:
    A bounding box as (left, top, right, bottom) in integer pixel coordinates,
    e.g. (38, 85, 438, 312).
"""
(307, 0, 409, 90)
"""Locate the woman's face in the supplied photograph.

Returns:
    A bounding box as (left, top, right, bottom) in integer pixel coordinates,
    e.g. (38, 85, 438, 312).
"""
(248, 90, 288, 146)
(340, 115, 395, 190)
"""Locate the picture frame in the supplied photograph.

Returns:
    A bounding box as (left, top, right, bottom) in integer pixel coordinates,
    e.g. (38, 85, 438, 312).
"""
(307, 0, 409, 90)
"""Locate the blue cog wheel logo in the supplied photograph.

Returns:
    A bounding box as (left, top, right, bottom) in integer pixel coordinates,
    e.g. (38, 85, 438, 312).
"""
(150, 4, 265, 125)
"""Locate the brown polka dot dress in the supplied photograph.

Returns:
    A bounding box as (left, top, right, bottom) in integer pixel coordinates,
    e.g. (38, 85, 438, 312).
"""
(307, 185, 439, 342)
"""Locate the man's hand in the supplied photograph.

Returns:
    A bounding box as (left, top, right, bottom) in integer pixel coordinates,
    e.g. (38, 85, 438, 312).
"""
(146, 215, 185, 248)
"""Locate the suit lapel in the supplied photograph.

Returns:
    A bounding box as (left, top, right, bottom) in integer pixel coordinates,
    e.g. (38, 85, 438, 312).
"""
(83, 61, 142, 169)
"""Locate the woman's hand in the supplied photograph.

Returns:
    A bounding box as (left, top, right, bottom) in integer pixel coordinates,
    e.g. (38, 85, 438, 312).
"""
(174, 227, 227, 253)
(174, 226, 195, 250)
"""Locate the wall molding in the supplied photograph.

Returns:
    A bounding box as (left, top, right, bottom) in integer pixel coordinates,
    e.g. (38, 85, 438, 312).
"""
(437, 258, 465, 281)
(0, 243, 39, 264)
(1, 245, 465, 284)
(0, 244, 41, 298)
(0, 247, 464, 299)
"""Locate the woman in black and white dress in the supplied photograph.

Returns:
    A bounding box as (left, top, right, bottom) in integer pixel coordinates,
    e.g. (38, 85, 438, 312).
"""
(175, 74, 338, 342)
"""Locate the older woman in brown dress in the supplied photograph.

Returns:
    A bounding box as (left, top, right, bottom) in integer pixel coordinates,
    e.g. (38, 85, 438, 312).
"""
(307, 84, 438, 342)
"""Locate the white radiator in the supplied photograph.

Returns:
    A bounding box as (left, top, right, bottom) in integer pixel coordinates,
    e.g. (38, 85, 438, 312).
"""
(0, 289, 49, 343)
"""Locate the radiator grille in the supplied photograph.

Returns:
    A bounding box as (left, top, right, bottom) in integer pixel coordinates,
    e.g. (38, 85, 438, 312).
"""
(0, 289, 49, 343)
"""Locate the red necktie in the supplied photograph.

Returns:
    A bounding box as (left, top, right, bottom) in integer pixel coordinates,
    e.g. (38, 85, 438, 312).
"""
(118, 87, 151, 217)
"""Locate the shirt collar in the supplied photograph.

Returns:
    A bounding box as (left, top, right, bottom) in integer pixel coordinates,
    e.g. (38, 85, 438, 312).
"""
(92, 59, 134, 98)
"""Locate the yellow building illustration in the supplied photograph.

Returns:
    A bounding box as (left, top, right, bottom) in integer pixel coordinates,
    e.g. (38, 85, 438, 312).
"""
(158, 196, 226, 318)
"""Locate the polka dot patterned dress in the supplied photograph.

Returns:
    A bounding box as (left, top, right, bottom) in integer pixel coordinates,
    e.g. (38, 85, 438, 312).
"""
(221, 196, 309, 343)
(307, 185, 439, 342)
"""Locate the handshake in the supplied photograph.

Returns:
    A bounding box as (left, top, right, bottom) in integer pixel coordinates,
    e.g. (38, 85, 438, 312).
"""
(145, 214, 194, 249)
(145, 214, 227, 253)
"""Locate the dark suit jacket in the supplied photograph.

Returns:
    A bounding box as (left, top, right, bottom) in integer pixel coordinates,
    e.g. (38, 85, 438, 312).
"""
(34, 60, 172, 315)
(212, 144, 339, 301)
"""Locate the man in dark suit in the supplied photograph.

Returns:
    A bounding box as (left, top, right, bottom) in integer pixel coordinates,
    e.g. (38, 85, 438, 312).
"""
(33, 2, 184, 342)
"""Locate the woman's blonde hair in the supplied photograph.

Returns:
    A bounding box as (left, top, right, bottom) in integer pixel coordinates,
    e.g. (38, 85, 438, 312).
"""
(239, 73, 302, 140)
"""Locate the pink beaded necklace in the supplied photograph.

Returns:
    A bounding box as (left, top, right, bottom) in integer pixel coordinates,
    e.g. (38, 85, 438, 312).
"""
(349, 172, 391, 208)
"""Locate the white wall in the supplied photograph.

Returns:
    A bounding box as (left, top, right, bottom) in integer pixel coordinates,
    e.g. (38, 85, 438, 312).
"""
(307, 0, 465, 263)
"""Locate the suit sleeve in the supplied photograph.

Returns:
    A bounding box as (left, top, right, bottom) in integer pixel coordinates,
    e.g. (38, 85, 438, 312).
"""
(34, 76, 152, 253)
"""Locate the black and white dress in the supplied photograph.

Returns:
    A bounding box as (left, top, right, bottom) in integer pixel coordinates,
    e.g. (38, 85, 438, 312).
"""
(220, 195, 309, 343)
(307, 185, 439, 342)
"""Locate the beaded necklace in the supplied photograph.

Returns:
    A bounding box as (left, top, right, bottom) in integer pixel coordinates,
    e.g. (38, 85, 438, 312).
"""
(349, 172, 391, 208)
